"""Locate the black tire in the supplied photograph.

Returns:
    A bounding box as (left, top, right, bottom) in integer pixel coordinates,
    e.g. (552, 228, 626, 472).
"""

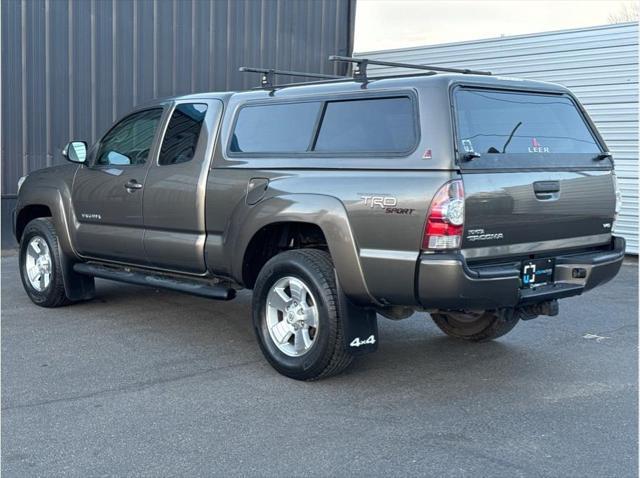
(431, 309, 519, 342)
(252, 249, 353, 381)
(19, 218, 72, 308)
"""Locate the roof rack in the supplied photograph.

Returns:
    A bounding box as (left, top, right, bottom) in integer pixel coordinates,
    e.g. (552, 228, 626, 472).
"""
(238, 67, 345, 89)
(329, 55, 492, 81)
(238, 55, 492, 91)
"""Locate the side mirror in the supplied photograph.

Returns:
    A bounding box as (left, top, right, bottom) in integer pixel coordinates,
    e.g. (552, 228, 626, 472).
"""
(62, 141, 87, 163)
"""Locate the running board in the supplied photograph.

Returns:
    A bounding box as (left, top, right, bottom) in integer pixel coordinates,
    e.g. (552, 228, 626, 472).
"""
(73, 263, 236, 301)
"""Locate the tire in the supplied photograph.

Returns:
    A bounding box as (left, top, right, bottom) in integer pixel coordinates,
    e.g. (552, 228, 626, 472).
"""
(431, 309, 519, 342)
(19, 218, 72, 308)
(252, 249, 353, 381)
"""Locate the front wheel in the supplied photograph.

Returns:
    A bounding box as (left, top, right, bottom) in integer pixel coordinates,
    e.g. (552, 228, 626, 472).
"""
(19, 218, 72, 307)
(252, 249, 353, 381)
(431, 309, 519, 342)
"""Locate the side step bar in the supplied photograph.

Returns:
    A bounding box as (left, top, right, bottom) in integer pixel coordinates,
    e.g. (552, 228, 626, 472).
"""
(73, 263, 236, 301)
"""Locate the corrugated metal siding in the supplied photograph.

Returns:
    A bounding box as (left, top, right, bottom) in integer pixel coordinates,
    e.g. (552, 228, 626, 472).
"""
(357, 22, 639, 253)
(0, 0, 355, 197)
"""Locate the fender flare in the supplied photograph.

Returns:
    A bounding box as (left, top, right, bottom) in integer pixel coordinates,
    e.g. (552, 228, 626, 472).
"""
(16, 186, 76, 257)
(16, 187, 95, 302)
(230, 194, 378, 306)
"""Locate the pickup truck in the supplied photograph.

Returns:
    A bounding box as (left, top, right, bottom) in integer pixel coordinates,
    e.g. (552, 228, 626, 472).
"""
(14, 58, 625, 380)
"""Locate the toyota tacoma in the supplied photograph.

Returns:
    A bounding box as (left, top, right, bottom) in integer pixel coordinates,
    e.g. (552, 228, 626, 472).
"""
(14, 57, 625, 380)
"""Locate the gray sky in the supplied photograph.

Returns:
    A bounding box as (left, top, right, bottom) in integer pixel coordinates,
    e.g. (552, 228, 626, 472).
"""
(354, 0, 638, 52)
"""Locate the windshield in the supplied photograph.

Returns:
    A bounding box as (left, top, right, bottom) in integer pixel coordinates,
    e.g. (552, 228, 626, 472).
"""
(454, 89, 601, 155)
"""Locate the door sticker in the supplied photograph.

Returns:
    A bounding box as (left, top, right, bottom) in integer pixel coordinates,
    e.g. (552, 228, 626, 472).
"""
(462, 139, 474, 153)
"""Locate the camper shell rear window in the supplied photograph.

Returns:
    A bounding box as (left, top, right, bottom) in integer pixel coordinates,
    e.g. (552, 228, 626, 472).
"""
(453, 87, 605, 169)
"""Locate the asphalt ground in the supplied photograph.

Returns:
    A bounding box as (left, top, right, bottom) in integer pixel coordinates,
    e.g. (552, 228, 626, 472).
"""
(1, 254, 638, 477)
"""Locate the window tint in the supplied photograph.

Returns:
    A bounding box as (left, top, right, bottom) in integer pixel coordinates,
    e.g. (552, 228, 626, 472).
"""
(159, 103, 208, 165)
(314, 97, 415, 153)
(230, 102, 321, 153)
(455, 89, 599, 155)
(96, 109, 163, 166)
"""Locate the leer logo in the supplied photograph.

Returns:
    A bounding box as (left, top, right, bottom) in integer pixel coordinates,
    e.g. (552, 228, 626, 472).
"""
(528, 137, 550, 153)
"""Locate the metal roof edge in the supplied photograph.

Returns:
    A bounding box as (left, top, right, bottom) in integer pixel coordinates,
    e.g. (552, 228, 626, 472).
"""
(355, 21, 639, 56)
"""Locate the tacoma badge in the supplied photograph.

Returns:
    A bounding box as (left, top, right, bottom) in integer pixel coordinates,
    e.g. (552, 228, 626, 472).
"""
(466, 228, 504, 242)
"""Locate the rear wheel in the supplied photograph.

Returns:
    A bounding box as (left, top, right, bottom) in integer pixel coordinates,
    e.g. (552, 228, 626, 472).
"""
(252, 249, 353, 381)
(19, 218, 72, 307)
(431, 309, 519, 342)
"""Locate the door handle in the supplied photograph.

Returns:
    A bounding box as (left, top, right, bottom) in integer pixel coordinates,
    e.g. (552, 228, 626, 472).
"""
(125, 179, 143, 191)
(533, 181, 560, 193)
(533, 181, 560, 200)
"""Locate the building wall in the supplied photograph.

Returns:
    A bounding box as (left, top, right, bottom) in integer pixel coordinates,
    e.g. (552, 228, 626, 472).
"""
(357, 22, 639, 254)
(0, 0, 356, 247)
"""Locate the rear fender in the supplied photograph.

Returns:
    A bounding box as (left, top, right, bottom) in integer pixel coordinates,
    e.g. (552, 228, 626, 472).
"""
(231, 194, 378, 306)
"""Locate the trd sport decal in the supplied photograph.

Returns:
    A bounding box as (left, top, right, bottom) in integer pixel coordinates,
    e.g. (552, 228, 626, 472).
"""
(360, 195, 415, 215)
(361, 195, 397, 208)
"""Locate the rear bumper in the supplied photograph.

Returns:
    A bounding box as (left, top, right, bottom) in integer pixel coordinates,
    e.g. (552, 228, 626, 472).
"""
(417, 236, 625, 310)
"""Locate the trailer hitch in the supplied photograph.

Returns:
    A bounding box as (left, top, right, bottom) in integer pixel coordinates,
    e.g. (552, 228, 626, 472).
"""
(517, 299, 559, 320)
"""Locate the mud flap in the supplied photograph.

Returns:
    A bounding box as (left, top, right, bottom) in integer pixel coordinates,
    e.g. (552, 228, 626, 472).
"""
(336, 276, 378, 356)
(60, 253, 95, 302)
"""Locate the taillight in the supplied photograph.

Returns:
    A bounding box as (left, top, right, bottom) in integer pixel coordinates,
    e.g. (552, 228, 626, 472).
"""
(422, 179, 464, 250)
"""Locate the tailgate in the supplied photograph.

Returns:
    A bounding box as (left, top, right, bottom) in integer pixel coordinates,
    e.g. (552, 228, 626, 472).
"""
(462, 170, 615, 256)
(453, 86, 616, 259)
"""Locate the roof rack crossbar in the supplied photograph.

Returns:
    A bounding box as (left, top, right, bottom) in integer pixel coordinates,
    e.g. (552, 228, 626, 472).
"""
(329, 55, 492, 81)
(239, 67, 345, 89)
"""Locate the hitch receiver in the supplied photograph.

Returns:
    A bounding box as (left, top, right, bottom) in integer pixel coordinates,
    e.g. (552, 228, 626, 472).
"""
(519, 299, 559, 320)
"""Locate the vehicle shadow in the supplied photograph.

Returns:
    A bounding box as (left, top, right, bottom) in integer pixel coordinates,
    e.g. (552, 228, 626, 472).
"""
(79, 279, 557, 397)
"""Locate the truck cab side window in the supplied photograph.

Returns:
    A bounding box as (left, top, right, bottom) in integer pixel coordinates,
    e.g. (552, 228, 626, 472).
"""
(159, 103, 208, 165)
(95, 109, 163, 166)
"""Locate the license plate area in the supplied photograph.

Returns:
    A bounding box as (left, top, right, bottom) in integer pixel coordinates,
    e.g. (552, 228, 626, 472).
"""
(521, 258, 555, 288)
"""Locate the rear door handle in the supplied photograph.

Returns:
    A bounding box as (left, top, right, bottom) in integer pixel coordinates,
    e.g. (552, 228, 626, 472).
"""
(533, 181, 560, 193)
(533, 181, 560, 200)
(125, 179, 143, 191)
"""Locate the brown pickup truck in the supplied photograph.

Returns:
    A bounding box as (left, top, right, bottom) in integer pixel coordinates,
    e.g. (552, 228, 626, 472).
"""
(14, 57, 624, 380)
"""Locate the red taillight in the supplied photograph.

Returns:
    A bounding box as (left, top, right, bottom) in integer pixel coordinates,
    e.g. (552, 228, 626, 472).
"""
(422, 180, 465, 250)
